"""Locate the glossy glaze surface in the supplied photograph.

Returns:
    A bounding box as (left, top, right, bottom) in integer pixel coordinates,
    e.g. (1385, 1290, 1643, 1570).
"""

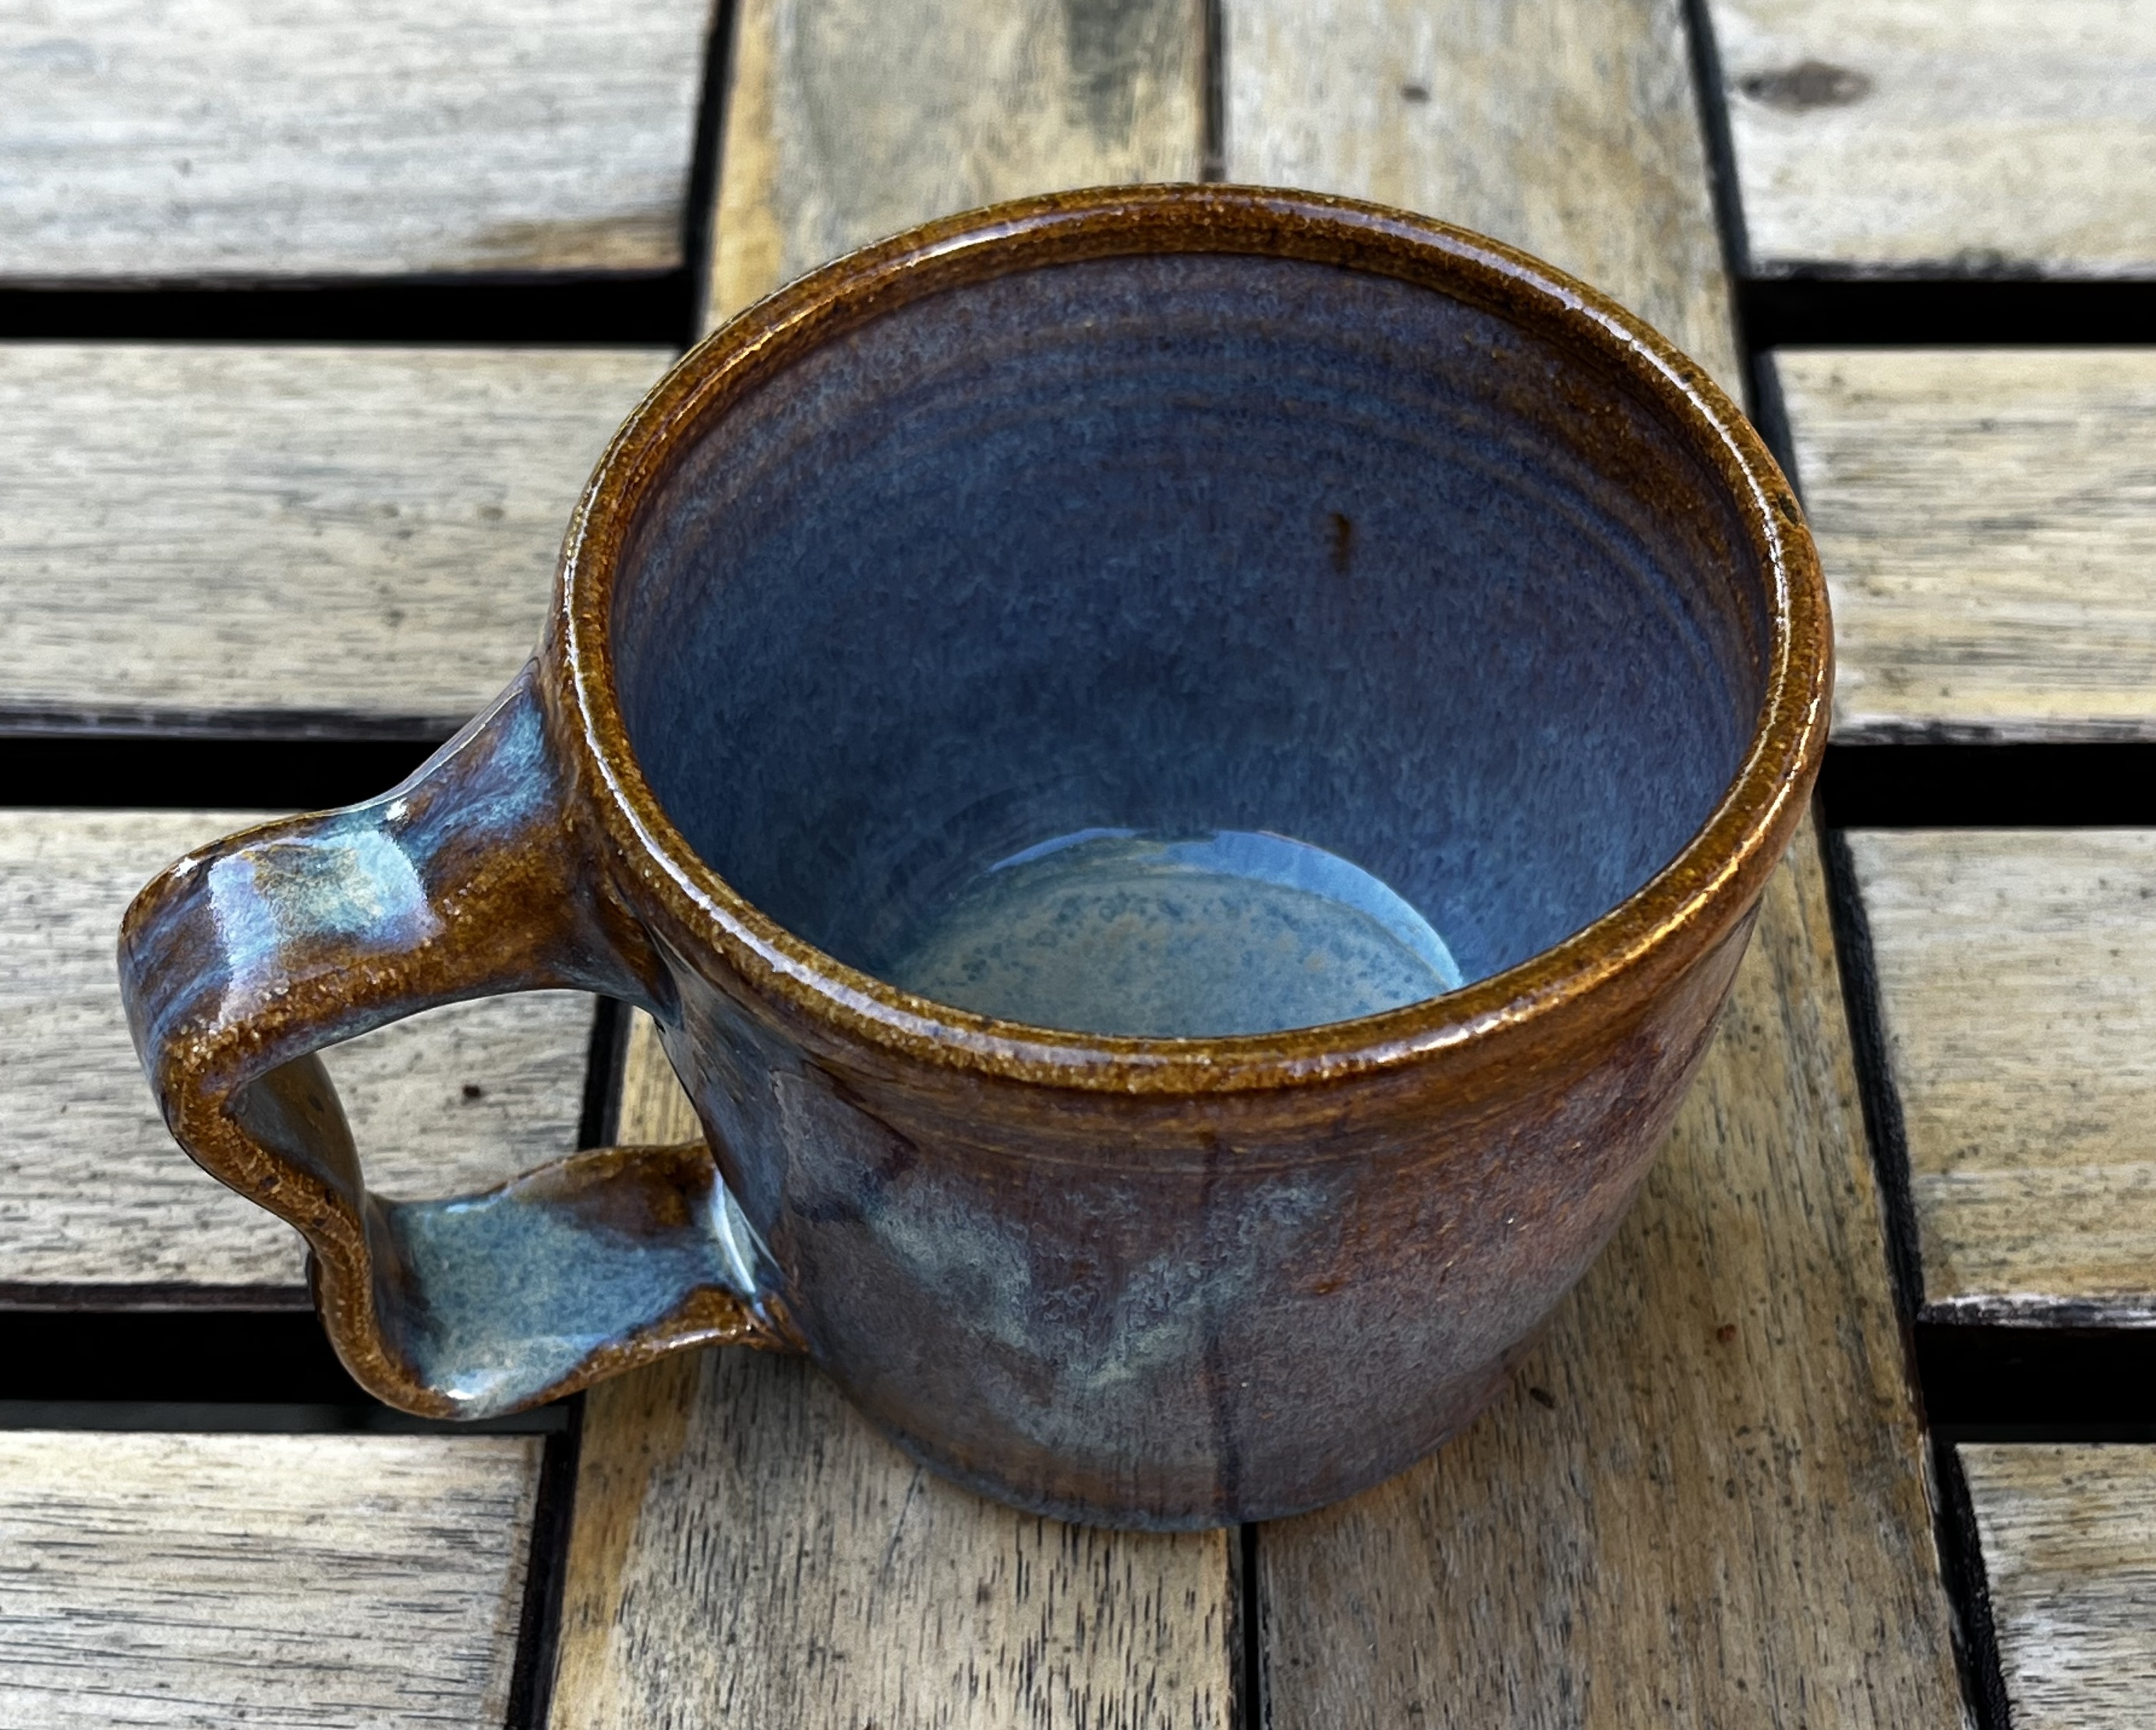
(122, 186, 1829, 1527)
(882, 828, 1465, 1037)
(620, 250, 1765, 994)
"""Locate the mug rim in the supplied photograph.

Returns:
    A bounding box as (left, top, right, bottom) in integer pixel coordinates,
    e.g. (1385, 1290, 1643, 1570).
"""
(554, 183, 1830, 1094)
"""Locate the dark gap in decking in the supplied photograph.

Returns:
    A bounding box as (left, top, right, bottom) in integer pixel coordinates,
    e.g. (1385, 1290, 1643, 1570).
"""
(680, 0, 740, 327)
(1924, 1441, 2014, 1730)
(1815, 830, 1929, 1322)
(1809, 828, 2020, 1722)
(579, 997, 635, 1153)
(1742, 275, 2156, 348)
(0, 272, 695, 348)
(1922, 1324, 2156, 1441)
(1236, 1521, 1265, 1729)
(1822, 742, 2156, 828)
(505, 1402, 585, 1730)
(1679, 0, 1753, 282)
(0, 1399, 564, 1435)
(0, 731, 444, 810)
(1200, 0, 1228, 182)
(0, 1307, 575, 1425)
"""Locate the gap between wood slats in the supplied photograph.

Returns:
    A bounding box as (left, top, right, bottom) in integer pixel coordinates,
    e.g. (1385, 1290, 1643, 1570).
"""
(1741, 278, 2156, 348)
(0, 274, 697, 346)
(1820, 744, 2156, 829)
(1812, 818, 2007, 1730)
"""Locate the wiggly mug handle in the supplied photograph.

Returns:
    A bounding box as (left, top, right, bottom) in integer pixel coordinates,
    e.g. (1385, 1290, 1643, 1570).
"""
(118, 665, 798, 1418)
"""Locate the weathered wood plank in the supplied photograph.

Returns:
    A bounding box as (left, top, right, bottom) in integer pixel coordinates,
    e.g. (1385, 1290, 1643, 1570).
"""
(1254, 828, 1963, 1726)
(1223, 0, 1741, 389)
(0, 808, 594, 1292)
(1847, 828, 2156, 1320)
(549, 1014, 1240, 1728)
(0, 0, 716, 283)
(707, 0, 1206, 324)
(0, 344, 667, 736)
(0, 1428, 542, 1726)
(1226, 4, 1956, 1718)
(1963, 1443, 2156, 1729)
(1776, 348, 2156, 745)
(1708, 0, 2156, 278)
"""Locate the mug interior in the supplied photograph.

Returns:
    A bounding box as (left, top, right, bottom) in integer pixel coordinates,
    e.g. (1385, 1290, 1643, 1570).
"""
(612, 250, 1771, 1016)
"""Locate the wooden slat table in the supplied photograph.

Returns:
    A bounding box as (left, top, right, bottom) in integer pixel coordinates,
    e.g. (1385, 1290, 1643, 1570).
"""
(0, 346, 667, 736)
(0, 1432, 543, 1727)
(1772, 348, 2156, 745)
(0, 0, 716, 282)
(1703, 1, 2156, 1724)
(4, 0, 2147, 1721)
(1963, 1445, 2156, 1730)
(1704, 0, 2156, 278)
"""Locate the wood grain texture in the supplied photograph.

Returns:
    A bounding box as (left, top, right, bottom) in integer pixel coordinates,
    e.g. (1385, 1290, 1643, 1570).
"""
(0, 808, 594, 1291)
(549, 1012, 1239, 1728)
(1962, 1443, 2156, 1728)
(0, 0, 714, 283)
(0, 344, 667, 735)
(1254, 828, 1963, 1726)
(0, 1428, 541, 1727)
(1847, 828, 2156, 1320)
(1223, 0, 1741, 390)
(706, 0, 1206, 323)
(1227, 6, 1953, 1715)
(1709, 0, 2156, 277)
(1776, 348, 2156, 744)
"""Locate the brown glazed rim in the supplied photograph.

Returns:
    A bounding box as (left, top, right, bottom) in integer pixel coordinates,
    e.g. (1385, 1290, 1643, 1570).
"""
(557, 184, 1829, 1095)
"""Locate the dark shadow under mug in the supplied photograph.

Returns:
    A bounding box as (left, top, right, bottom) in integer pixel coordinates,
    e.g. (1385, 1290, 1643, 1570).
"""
(120, 185, 1828, 1529)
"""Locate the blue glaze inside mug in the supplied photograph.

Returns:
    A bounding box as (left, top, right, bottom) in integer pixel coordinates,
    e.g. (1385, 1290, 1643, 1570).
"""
(614, 252, 1769, 1031)
(884, 827, 1463, 1036)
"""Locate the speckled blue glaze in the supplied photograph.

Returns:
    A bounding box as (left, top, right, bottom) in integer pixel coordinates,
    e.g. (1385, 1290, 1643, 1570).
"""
(617, 253, 1763, 994)
(884, 828, 1463, 1035)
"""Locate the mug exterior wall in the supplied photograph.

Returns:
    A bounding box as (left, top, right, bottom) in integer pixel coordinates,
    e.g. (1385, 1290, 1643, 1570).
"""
(633, 874, 1757, 1527)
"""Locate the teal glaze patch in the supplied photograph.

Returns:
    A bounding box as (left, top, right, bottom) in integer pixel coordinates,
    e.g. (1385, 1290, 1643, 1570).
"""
(884, 829, 1463, 1037)
(386, 1171, 779, 1417)
(207, 821, 438, 997)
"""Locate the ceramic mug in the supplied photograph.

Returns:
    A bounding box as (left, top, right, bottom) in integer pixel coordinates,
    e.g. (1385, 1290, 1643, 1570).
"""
(121, 185, 1827, 1529)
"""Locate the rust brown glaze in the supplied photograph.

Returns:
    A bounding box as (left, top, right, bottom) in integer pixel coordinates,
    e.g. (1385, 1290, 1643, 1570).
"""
(122, 185, 1826, 1526)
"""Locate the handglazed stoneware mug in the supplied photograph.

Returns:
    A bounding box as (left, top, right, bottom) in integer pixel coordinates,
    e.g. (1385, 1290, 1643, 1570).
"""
(121, 185, 1828, 1530)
